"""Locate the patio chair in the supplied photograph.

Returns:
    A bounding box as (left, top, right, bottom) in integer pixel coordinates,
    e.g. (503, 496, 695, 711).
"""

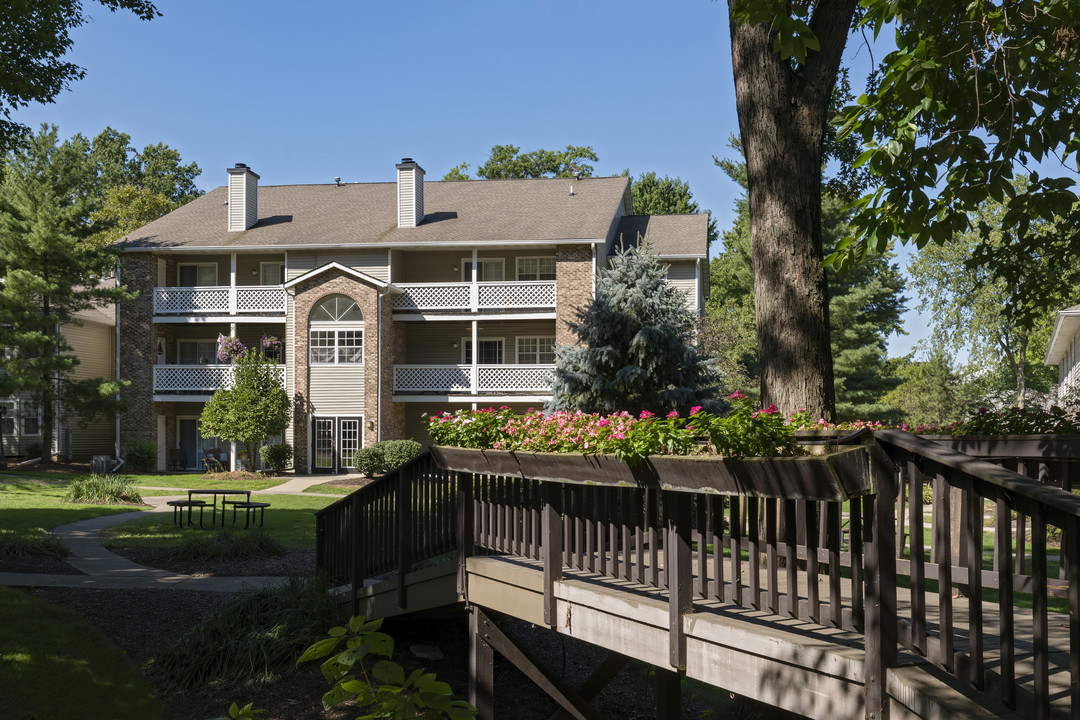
(166, 447, 184, 471)
(202, 448, 226, 473)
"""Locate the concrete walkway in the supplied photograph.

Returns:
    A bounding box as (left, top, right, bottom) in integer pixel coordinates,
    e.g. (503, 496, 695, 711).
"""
(0, 474, 352, 592)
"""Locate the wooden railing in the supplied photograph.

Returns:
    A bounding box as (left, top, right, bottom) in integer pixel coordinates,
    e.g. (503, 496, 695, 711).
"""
(316, 433, 1080, 719)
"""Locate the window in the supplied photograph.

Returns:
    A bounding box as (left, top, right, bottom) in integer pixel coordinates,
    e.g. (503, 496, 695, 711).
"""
(178, 340, 217, 364)
(517, 257, 556, 281)
(261, 262, 285, 285)
(462, 259, 504, 282)
(309, 294, 364, 365)
(517, 336, 556, 364)
(21, 403, 40, 436)
(462, 338, 504, 365)
(178, 263, 218, 287)
(0, 400, 14, 436)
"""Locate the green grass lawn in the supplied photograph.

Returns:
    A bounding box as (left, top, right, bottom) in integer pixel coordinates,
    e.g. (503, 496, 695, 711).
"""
(0, 585, 161, 720)
(0, 477, 143, 535)
(301, 481, 360, 495)
(101, 493, 334, 550)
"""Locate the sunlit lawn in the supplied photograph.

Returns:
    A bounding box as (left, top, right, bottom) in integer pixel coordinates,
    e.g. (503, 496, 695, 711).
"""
(0, 585, 161, 720)
(0, 477, 143, 536)
(101, 493, 334, 550)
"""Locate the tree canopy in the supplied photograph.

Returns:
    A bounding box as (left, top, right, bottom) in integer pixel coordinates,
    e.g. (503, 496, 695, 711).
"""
(443, 144, 598, 180)
(629, 171, 718, 247)
(548, 241, 720, 415)
(0, 125, 134, 461)
(0, 1, 159, 151)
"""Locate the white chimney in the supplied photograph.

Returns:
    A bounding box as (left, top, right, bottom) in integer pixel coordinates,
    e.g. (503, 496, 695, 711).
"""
(396, 158, 425, 228)
(227, 163, 259, 231)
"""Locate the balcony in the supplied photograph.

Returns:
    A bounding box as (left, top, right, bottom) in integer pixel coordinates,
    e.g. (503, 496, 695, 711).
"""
(391, 281, 556, 313)
(153, 286, 287, 315)
(153, 364, 287, 394)
(393, 364, 555, 394)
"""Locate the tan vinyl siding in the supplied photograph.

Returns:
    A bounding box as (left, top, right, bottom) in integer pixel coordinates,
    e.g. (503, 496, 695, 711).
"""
(396, 250, 557, 283)
(59, 320, 116, 458)
(235, 253, 288, 282)
(666, 261, 698, 312)
(402, 320, 557, 364)
(286, 250, 389, 282)
(309, 366, 366, 414)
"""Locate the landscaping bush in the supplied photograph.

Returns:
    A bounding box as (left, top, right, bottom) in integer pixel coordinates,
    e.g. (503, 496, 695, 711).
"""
(259, 443, 293, 473)
(352, 439, 424, 476)
(24, 441, 43, 459)
(0, 528, 67, 559)
(62, 473, 142, 504)
(163, 529, 285, 562)
(147, 576, 338, 694)
(123, 438, 157, 473)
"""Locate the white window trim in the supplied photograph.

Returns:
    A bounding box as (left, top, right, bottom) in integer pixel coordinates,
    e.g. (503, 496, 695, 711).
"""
(461, 258, 505, 282)
(20, 402, 42, 437)
(176, 338, 220, 364)
(177, 262, 218, 287)
(516, 256, 556, 281)
(309, 327, 365, 366)
(260, 261, 285, 286)
(1, 399, 16, 437)
(516, 335, 557, 364)
(461, 337, 505, 365)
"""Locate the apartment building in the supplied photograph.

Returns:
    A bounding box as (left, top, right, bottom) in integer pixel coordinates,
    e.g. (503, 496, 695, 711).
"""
(116, 160, 708, 473)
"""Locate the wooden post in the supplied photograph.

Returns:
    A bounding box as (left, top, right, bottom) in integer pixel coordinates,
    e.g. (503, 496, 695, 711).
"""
(470, 607, 495, 720)
(542, 482, 564, 626)
(351, 492, 363, 618)
(665, 491, 692, 669)
(865, 441, 898, 720)
(457, 472, 474, 597)
(397, 465, 413, 609)
(655, 666, 682, 720)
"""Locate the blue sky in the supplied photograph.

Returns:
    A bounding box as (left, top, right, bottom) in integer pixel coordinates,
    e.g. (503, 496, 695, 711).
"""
(15, 0, 929, 354)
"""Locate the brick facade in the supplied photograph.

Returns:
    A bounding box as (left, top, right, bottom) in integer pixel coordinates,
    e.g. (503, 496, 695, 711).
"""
(117, 253, 158, 449)
(555, 244, 595, 349)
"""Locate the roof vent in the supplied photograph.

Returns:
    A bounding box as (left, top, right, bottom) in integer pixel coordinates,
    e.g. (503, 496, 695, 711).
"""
(226, 163, 259, 231)
(396, 158, 425, 228)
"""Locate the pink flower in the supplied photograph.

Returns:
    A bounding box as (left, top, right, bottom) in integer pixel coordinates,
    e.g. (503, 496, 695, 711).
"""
(667, 410, 679, 419)
(763, 404, 778, 415)
(730, 391, 745, 400)
(690, 406, 702, 416)
(640, 410, 655, 419)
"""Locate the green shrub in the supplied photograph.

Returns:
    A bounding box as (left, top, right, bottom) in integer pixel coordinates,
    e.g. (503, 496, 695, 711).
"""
(352, 440, 424, 476)
(62, 473, 142, 504)
(164, 529, 285, 562)
(147, 576, 338, 694)
(123, 438, 157, 473)
(24, 441, 43, 459)
(259, 443, 293, 473)
(0, 528, 68, 559)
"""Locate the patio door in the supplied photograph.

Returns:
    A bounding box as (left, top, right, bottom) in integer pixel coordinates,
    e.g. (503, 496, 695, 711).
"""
(178, 417, 222, 470)
(312, 416, 362, 473)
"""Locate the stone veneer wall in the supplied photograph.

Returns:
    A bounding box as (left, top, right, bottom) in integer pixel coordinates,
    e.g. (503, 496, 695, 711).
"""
(380, 295, 407, 440)
(291, 271, 383, 471)
(117, 253, 157, 447)
(555, 244, 595, 349)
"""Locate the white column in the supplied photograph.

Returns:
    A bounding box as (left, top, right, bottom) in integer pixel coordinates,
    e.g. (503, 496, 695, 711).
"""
(229, 253, 237, 315)
(471, 248, 479, 312)
(471, 319, 478, 394)
(230, 440, 237, 472)
(156, 415, 166, 472)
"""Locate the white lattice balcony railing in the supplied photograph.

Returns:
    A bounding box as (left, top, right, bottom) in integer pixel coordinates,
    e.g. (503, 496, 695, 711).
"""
(153, 364, 286, 393)
(391, 281, 556, 312)
(393, 364, 554, 393)
(153, 286, 287, 315)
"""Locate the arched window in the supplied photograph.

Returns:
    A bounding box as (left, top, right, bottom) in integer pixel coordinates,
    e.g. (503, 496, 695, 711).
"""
(309, 294, 364, 365)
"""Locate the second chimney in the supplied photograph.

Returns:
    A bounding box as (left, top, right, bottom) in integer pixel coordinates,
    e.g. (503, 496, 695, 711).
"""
(396, 158, 425, 228)
(227, 163, 259, 231)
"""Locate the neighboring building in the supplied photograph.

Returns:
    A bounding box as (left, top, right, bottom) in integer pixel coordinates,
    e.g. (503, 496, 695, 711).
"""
(1, 298, 117, 461)
(116, 160, 709, 473)
(1045, 304, 1080, 399)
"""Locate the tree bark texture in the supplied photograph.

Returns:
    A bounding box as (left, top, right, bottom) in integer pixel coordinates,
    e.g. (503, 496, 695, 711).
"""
(728, 1, 856, 420)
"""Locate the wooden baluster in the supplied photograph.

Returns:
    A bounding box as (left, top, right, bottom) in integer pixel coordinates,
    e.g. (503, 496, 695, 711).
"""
(827, 500, 841, 628)
(909, 461, 926, 655)
(730, 496, 743, 607)
(934, 473, 954, 672)
(585, 486, 596, 573)
(1016, 461, 1028, 576)
(1032, 510, 1049, 720)
(713, 496, 725, 602)
(864, 442, 899, 720)
(995, 497, 1015, 708)
(621, 489, 633, 581)
(1066, 514, 1080, 717)
(542, 482, 563, 627)
(805, 499, 820, 623)
(748, 497, 761, 610)
(785, 499, 798, 618)
(635, 487, 646, 585)
(665, 491, 692, 669)
(563, 484, 572, 567)
(648, 489, 660, 588)
(850, 495, 864, 633)
(457, 473, 474, 596)
(572, 486, 584, 571)
(964, 483, 983, 689)
(608, 488, 619, 581)
(764, 498, 778, 614)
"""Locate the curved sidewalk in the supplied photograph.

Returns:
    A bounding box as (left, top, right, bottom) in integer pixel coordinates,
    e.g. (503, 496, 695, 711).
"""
(0, 474, 350, 592)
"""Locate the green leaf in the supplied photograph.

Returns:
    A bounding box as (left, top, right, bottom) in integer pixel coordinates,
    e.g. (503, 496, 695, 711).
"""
(372, 659, 406, 685)
(297, 636, 344, 666)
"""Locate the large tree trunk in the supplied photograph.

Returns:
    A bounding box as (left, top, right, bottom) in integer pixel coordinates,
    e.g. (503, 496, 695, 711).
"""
(728, 2, 855, 420)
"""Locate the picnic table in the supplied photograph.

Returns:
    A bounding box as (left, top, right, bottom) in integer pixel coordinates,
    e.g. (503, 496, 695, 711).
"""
(187, 489, 250, 527)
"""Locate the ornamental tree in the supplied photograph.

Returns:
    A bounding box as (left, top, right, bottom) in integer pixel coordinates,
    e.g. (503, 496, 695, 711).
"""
(199, 348, 290, 468)
(547, 241, 720, 415)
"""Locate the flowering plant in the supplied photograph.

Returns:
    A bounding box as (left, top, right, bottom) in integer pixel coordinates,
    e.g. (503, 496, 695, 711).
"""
(261, 334, 283, 355)
(216, 334, 246, 363)
(426, 394, 804, 465)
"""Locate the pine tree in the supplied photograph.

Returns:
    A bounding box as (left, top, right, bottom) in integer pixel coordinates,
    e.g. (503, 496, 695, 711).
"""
(0, 125, 133, 461)
(548, 242, 719, 415)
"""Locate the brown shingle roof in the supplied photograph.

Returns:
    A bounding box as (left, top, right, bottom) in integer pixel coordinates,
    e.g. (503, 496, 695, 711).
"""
(614, 215, 708, 258)
(119, 176, 632, 250)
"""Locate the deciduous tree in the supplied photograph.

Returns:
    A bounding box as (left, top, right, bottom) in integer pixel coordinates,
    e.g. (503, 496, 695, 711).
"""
(629, 171, 718, 247)
(442, 144, 598, 180)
